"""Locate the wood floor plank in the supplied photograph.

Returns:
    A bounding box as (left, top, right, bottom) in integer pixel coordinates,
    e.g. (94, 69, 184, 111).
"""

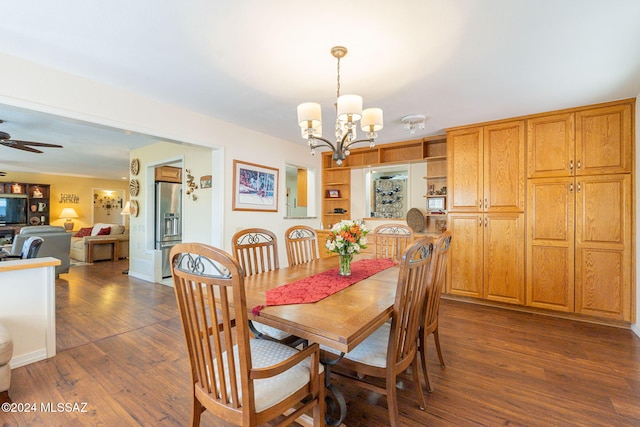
(3, 259, 639, 426)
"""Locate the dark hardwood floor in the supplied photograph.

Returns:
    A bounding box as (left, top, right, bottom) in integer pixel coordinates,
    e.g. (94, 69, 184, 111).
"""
(3, 260, 639, 426)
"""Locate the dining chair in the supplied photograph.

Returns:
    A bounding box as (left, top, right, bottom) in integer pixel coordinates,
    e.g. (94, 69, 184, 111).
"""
(322, 237, 434, 427)
(170, 243, 325, 427)
(419, 231, 452, 392)
(285, 225, 319, 266)
(232, 228, 279, 276)
(232, 228, 300, 345)
(371, 223, 414, 262)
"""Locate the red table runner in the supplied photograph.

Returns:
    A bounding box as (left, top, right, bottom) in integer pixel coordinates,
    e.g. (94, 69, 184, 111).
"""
(252, 258, 397, 315)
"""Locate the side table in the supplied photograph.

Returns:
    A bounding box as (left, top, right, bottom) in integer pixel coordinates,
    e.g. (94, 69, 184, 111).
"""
(87, 238, 119, 263)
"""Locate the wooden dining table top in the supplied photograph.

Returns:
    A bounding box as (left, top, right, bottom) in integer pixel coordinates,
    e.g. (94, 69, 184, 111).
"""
(243, 255, 399, 353)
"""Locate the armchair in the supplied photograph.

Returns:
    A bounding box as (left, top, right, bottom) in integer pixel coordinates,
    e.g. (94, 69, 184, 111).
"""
(0, 322, 13, 404)
(10, 226, 71, 276)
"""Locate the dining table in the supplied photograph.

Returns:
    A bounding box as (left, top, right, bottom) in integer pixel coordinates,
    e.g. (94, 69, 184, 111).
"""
(242, 254, 400, 426)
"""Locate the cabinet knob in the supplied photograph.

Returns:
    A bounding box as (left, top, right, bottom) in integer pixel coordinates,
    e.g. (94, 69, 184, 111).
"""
(577, 160, 582, 170)
(484, 198, 488, 209)
(484, 218, 488, 227)
(569, 183, 574, 193)
(478, 200, 482, 209)
(569, 160, 574, 171)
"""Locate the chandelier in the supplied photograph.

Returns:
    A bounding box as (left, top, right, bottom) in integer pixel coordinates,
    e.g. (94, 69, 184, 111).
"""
(297, 46, 383, 166)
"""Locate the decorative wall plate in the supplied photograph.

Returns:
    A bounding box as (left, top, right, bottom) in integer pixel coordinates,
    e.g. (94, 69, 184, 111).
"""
(129, 200, 139, 217)
(129, 179, 140, 197)
(130, 158, 140, 176)
(30, 216, 41, 225)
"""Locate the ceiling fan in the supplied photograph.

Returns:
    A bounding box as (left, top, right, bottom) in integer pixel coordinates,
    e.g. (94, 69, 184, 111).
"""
(0, 119, 63, 153)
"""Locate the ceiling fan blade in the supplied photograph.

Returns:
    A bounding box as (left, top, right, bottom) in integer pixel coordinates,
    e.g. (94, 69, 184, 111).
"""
(9, 139, 63, 148)
(0, 141, 43, 153)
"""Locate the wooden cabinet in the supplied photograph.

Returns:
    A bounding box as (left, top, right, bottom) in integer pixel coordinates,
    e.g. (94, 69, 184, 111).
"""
(527, 174, 632, 321)
(321, 165, 350, 229)
(526, 99, 634, 322)
(447, 120, 525, 305)
(447, 212, 524, 304)
(320, 135, 447, 231)
(527, 103, 632, 178)
(155, 166, 182, 183)
(575, 174, 631, 321)
(447, 121, 525, 213)
(424, 137, 448, 233)
(447, 127, 483, 212)
(526, 178, 575, 312)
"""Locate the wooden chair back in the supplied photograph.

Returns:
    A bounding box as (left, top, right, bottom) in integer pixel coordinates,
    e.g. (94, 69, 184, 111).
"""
(418, 231, 452, 392)
(232, 228, 279, 276)
(424, 231, 452, 335)
(170, 243, 324, 426)
(389, 237, 434, 373)
(285, 225, 319, 266)
(371, 224, 414, 261)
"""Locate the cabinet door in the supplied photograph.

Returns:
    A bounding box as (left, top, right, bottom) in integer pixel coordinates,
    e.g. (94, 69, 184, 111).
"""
(575, 103, 632, 175)
(483, 213, 524, 304)
(447, 213, 483, 298)
(447, 127, 483, 212)
(526, 178, 575, 312)
(527, 113, 575, 178)
(575, 174, 631, 321)
(483, 121, 525, 212)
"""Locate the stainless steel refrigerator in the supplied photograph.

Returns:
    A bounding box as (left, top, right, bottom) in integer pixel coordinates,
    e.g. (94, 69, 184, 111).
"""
(155, 182, 182, 278)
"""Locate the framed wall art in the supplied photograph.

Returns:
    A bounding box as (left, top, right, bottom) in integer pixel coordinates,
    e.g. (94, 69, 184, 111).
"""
(232, 160, 278, 212)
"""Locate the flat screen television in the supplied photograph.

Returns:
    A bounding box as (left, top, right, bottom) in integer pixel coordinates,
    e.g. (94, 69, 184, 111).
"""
(0, 197, 27, 225)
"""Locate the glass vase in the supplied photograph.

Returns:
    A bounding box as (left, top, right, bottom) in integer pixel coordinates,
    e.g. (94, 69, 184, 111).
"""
(338, 253, 352, 276)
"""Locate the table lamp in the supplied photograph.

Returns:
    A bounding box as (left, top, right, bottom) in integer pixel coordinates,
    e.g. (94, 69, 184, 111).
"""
(59, 207, 79, 231)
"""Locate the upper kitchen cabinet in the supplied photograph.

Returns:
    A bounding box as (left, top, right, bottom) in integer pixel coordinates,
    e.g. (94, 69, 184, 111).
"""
(447, 120, 525, 213)
(527, 100, 632, 178)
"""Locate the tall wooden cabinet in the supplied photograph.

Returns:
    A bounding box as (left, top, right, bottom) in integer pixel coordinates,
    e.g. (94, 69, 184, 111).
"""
(526, 99, 633, 321)
(447, 120, 526, 305)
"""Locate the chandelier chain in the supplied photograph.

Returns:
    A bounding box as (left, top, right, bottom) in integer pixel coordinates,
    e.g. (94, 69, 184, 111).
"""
(336, 55, 341, 100)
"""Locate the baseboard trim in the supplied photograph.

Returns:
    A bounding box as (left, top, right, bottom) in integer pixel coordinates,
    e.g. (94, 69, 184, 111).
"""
(441, 294, 632, 329)
(11, 349, 48, 369)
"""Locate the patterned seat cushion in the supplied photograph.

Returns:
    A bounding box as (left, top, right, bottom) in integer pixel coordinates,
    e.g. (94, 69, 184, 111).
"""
(322, 322, 390, 368)
(252, 321, 292, 341)
(212, 338, 323, 412)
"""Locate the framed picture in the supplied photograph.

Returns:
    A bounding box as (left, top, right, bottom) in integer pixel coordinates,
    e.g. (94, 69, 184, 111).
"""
(200, 175, 212, 189)
(428, 197, 445, 210)
(326, 189, 341, 198)
(232, 160, 278, 212)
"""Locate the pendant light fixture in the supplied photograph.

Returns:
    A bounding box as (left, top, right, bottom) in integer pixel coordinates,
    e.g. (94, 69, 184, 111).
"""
(297, 46, 383, 166)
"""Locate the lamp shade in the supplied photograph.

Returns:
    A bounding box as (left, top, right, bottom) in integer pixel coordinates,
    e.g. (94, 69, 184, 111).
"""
(297, 102, 322, 129)
(361, 108, 384, 132)
(336, 94, 362, 121)
(59, 207, 79, 219)
(121, 201, 131, 215)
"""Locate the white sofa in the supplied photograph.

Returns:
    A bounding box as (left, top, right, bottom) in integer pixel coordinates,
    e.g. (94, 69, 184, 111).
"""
(70, 223, 129, 263)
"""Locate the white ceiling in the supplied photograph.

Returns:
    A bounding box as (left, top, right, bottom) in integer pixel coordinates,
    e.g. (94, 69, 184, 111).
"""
(0, 0, 639, 180)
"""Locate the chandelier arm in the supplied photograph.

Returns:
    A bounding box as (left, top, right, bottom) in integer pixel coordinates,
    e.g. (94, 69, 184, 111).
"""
(308, 137, 338, 152)
(344, 137, 375, 150)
